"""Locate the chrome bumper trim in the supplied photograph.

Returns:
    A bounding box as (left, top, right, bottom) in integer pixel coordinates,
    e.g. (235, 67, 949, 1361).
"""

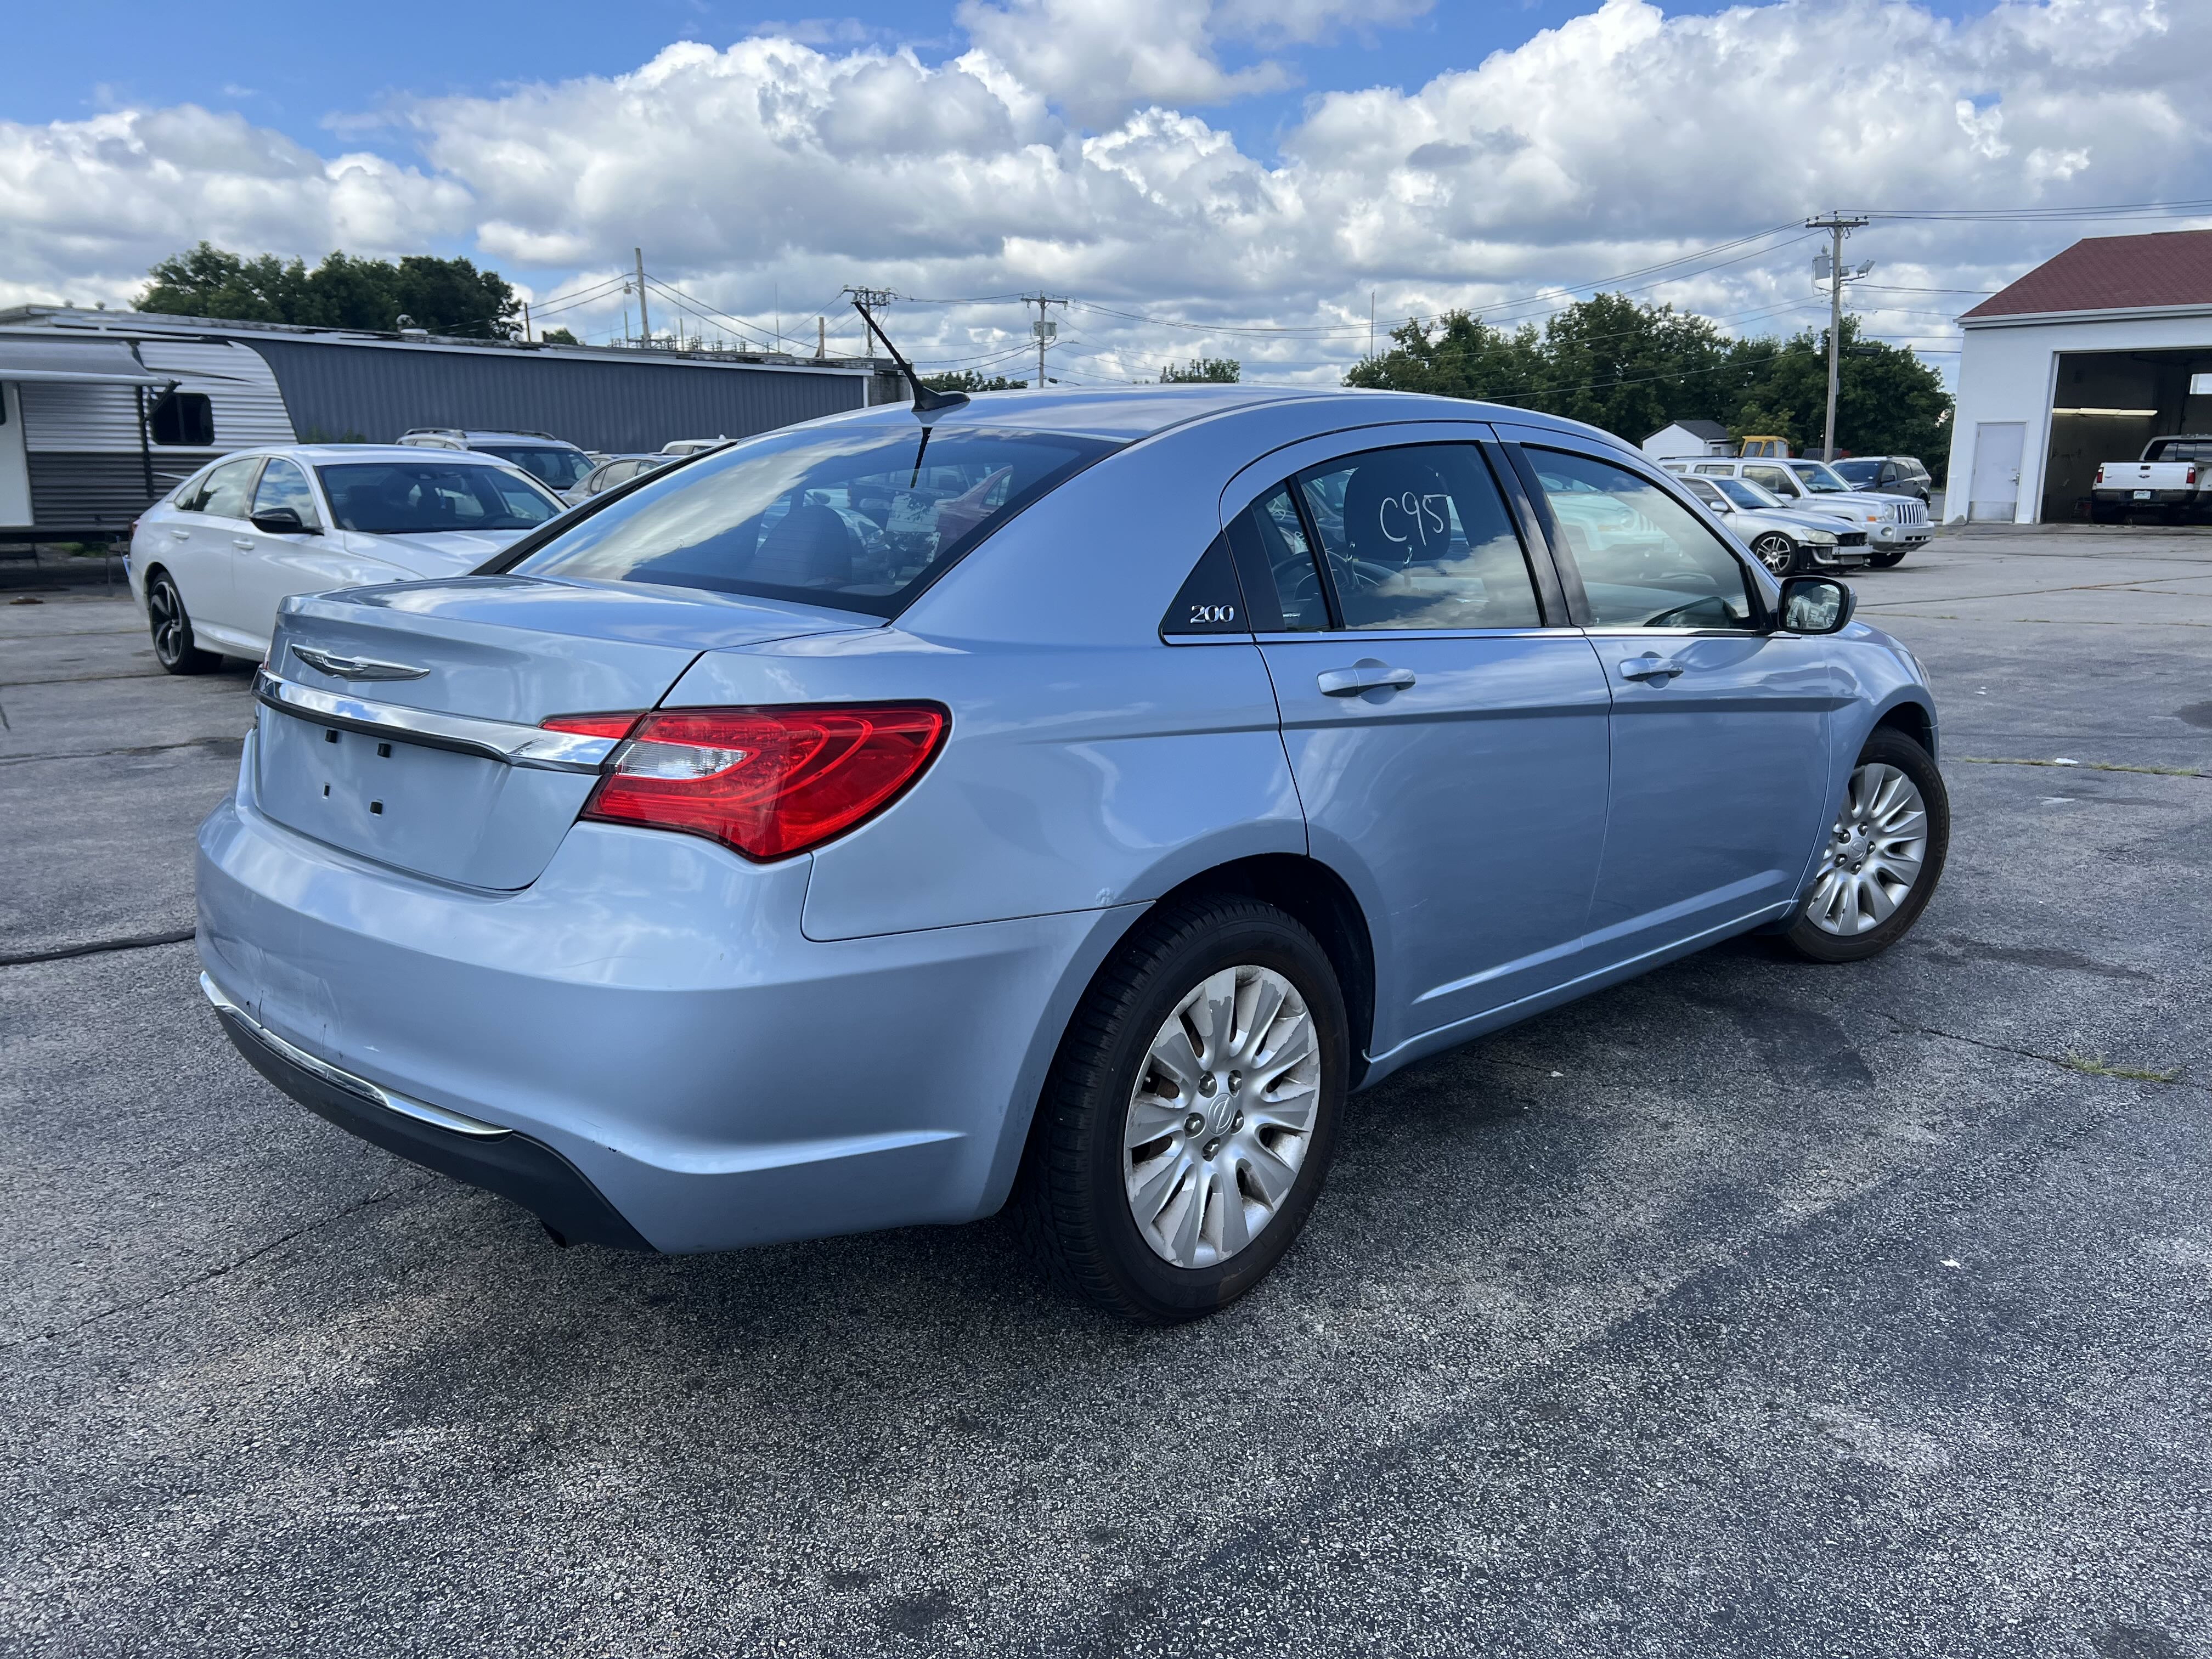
(199, 971, 510, 1138)
(253, 669, 620, 774)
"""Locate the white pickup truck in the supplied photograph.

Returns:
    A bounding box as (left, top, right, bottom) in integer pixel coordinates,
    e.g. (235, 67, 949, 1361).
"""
(2092, 435, 2211, 522)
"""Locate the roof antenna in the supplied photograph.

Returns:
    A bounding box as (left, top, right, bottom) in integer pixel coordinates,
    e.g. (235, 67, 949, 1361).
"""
(844, 287, 966, 414)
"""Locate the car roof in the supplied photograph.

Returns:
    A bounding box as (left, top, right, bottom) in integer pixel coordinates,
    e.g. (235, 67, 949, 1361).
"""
(243, 444, 526, 464)
(802, 384, 1618, 447)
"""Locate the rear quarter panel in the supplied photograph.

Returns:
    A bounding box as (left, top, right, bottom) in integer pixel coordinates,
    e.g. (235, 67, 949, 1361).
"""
(661, 629, 1306, 940)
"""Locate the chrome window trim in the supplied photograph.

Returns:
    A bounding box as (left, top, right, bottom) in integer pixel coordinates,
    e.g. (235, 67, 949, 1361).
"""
(1249, 625, 1581, 645)
(253, 668, 621, 774)
(199, 972, 510, 1138)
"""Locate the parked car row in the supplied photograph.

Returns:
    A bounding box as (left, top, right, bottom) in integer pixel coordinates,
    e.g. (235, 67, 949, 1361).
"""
(185, 386, 1949, 1322)
(1661, 455, 1933, 567)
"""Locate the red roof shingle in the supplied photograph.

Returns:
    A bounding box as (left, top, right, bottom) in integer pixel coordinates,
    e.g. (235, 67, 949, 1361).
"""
(1963, 229, 2212, 320)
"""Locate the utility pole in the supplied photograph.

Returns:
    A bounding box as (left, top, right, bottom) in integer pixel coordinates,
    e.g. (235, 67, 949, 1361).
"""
(521, 300, 531, 343)
(634, 247, 650, 345)
(1806, 213, 1868, 460)
(816, 315, 827, 360)
(1024, 294, 1067, 387)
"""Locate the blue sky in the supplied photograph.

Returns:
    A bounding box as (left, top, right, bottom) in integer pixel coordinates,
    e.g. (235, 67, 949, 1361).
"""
(2, 1, 2199, 388)
(3, 0, 1997, 164)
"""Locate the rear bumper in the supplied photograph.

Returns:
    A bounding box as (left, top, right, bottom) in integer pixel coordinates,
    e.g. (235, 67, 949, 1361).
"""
(204, 973, 651, 1249)
(197, 742, 1135, 1253)
(2093, 488, 2198, 507)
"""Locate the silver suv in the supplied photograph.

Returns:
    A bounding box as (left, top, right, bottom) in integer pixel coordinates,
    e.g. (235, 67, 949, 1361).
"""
(398, 428, 596, 495)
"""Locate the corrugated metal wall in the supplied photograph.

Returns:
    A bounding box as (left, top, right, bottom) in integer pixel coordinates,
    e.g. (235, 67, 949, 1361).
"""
(27, 453, 156, 533)
(242, 340, 869, 452)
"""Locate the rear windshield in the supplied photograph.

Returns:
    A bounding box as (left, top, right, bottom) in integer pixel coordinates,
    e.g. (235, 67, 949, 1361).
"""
(478, 445, 595, 489)
(317, 462, 563, 535)
(509, 423, 1120, 617)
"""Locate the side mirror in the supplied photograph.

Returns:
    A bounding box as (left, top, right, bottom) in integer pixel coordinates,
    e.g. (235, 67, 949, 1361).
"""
(1777, 575, 1855, 635)
(250, 507, 315, 535)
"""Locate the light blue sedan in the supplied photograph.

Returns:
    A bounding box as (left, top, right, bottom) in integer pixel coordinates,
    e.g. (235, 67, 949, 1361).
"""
(196, 387, 1948, 1322)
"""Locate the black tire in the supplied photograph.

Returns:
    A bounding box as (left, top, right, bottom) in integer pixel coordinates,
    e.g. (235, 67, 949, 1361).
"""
(2090, 499, 2123, 525)
(1780, 727, 1949, 964)
(146, 570, 220, 675)
(1750, 532, 1802, 578)
(1017, 896, 1349, 1323)
(1866, 546, 1909, 569)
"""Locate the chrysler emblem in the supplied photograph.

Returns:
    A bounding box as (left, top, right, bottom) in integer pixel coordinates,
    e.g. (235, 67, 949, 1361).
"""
(289, 645, 431, 681)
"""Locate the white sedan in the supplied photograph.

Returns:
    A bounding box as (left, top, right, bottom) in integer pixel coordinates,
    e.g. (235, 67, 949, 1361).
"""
(127, 445, 566, 673)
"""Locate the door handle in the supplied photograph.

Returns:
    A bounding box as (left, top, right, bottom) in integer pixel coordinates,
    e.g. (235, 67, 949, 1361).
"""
(232, 538, 256, 551)
(1317, 660, 1417, 697)
(168, 528, 190, 540)
(1617, 654, 1684, 682)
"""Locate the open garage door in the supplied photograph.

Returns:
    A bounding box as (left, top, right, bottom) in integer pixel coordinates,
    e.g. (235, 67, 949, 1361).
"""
(2043, 347, 2212, 521)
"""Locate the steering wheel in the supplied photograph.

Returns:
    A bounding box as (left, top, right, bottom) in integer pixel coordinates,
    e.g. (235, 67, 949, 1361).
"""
(1329, 554, 1400, 593)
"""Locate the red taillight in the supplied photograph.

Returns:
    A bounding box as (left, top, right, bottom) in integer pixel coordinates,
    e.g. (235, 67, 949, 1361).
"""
(541, 710, 645, 740)
(2190, 465, 2199, 487)
(575, 704, 948, 861)
(2094, 465, 2106, 486)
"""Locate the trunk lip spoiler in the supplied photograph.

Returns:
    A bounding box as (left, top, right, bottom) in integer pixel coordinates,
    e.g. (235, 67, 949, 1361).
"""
(253, 667, 622, 775)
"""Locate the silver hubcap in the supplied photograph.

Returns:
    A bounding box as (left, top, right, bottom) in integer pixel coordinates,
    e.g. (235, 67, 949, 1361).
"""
(1807, 761, 1928, 935)
(150, 581, 186, 662)
(1124, 964, 1320, 1270)
(1754, 535, 1794, 574)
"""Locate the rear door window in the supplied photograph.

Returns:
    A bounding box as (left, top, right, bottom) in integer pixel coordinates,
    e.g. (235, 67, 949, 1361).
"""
(192, 456, 262, 520)
(1742, 463, 1800, 499)
(1524, 448, 1757, 631)
(1291, 443, 1542, 631)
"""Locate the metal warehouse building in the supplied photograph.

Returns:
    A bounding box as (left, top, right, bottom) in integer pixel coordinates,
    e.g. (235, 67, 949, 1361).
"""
(1946, 229, 2212, 524)
(0, 306, 891, 541)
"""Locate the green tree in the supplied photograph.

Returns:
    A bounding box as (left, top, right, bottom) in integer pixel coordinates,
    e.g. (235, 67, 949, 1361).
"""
(1531, 294, 1745, 440)
(923, 369, 1026, 392)
(1344, 311, 1542, 402)
(140, 244, 312, 323)
(138, 242, 521, 338)
(1159, 357, 1240, 383)
(539, 326, 581, 346)
(1345, 296, 1951, 470)
(1733, 318, 1953, 472)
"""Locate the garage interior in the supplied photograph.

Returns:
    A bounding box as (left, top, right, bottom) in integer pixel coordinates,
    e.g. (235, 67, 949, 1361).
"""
(2042, 347, 2212, 521)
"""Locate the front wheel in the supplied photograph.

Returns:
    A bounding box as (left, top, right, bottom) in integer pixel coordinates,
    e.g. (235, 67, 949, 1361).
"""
(1866, 546, 1909, 569)
(1750, 532, 1802, 578)
(1781, 727, 1949, 963)
(1018, 896, 1348, 1323)
(146, 571, 221, 675)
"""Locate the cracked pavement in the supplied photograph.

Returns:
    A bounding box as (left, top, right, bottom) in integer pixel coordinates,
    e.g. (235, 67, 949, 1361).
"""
(3, 528, 2210, 1658)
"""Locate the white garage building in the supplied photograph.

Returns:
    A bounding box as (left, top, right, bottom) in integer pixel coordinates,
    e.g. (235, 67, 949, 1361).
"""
(1945, 228, 2212, 523)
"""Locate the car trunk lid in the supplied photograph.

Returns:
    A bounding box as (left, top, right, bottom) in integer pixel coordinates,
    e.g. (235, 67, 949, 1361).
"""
(255, 576, 872, 888)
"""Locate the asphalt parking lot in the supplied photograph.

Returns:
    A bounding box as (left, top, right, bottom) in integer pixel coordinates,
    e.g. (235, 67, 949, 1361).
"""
(4, 528, 2210, 1658)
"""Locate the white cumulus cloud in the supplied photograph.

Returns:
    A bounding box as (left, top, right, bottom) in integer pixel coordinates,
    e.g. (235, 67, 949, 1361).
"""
(2, 1, 2208, 385)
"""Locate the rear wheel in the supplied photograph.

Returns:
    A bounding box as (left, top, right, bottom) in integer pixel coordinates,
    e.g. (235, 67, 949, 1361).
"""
(146, 571, 220, 675)
(1018, 896, 1348, 1323)
(1781, 728, 1948, 963)
(1750, 532, 1801, 577)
